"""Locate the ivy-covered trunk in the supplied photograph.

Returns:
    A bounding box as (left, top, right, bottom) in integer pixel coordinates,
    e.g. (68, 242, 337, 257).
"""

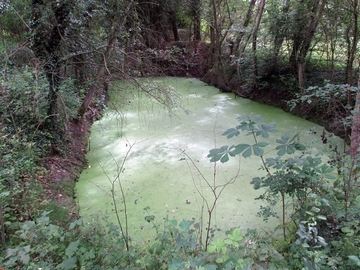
(30, 0, 72, 127)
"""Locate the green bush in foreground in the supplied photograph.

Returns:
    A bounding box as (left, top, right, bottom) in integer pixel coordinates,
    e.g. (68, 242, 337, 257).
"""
(2, 211, 286, 269)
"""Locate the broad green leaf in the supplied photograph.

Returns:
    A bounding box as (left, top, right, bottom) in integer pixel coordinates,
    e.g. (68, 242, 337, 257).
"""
(253, 142, 268, 156)
(69, 219, 82, 230)
(237, 121, 255, 131)
(253, 145, 264, 156)
(227, 228, 243, 242)
(257, 142, 269, 147)
(207, 245, 217, 253)
(222, 128, 240, 138)
(179, 220, 190, 231)
(254, 122, 277, 138)
(215, 258, 224, 263)
(0, 191, 10, 198)
(220, 153, 229, 163)
(62, 257, 77, 270)
(230, 143, 250, 156)
(207, 145, 231, 162)
(276, 145, 286, 156)
(321, 198, 331, 207)
(276, 135, 298, 156)
(319, 164, 335, 179)
(294, 142, 306, 151)
(243, 147, 253, 158)
(66, 240, 80, 258)
(348, 255, 360, 265)
(310, 207, 320, 213)
(237, 114, 263, 123)
(341, 227, 354, 235)
(207, 238, 226, 253)
(20, 253, 30, 265)
(169, 219, 177, 226)
(276, 135, 290, 145)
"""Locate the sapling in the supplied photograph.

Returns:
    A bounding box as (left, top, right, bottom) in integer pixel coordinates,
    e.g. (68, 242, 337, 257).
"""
(207, 114, 334, 240)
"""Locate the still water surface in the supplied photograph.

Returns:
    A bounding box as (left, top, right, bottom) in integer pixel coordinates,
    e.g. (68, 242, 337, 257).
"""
(76, 77, 339, 242)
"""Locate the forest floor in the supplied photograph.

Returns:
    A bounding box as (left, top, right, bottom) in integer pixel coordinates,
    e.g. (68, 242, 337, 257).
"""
(45, 44, 347, 224)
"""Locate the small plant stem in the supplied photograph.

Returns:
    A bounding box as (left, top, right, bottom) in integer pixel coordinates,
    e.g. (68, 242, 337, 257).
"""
(96, 142, 135, 252)
(252, 128, 289, 240)
(281, 192, 286, 240)
(252, 130, 272, 176)
(199, 204, 204, 246)
(179, 149, 239, 249)
(0, 201, 5, 244)
(112, 143, 135, 251)
(344, 157, 356, 217)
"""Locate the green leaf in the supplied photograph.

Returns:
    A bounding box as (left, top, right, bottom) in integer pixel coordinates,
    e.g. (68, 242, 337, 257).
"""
(237, 114, 263, 123)
(220, 153, 229, 163)
(66, 240, 80, 258)
(226, 228, 243, 245)
(61, 257, 77, 270)
(69, 219, 82, 230)
(222, 128, 240, 138)
(250, 177, 262, 189)
(230, 143, 250, 156)
(341, 227, 354, 236)
(207, 245, 217, 253)
(276, 146, 286, 156)
(348, 255, 360, 265)
(253, 142, 268, 156)
(243, 147, 253, 158)
(254, 122, 277, 138)
(275, 135, 299, 156)
(179, 220, 190, 231)
(310, 207, 320, 213)
(207, 145, 231, 162)
(207, 238, 226, 254)
(215, 257, 224, 263)
(145, 215, 155, 223)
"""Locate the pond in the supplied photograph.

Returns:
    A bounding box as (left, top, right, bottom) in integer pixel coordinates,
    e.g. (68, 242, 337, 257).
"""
(76, 77, 341, 243)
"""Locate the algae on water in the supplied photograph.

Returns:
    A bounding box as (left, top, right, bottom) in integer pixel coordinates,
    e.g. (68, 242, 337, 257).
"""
(76, 77, 339, 242)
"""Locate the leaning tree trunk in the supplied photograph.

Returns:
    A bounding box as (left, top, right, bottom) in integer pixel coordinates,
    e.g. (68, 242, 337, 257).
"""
(79, 2, 133, 116)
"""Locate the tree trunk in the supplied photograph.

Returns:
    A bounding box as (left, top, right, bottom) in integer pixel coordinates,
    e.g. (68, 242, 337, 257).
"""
(296, 0, 326, 88)
(210, 0, 221, 72)
(192, 0, 201, 41)
(345, 0, 358, 84)
(350, 80, 360, 158)
(169, 9, 179, 41)
(233, 0, 256, 56)
(271, 0, 290, 72)
(79, 2, 133, 116)
(252, 0, 266, 88)
(31, 0, 73, 125)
